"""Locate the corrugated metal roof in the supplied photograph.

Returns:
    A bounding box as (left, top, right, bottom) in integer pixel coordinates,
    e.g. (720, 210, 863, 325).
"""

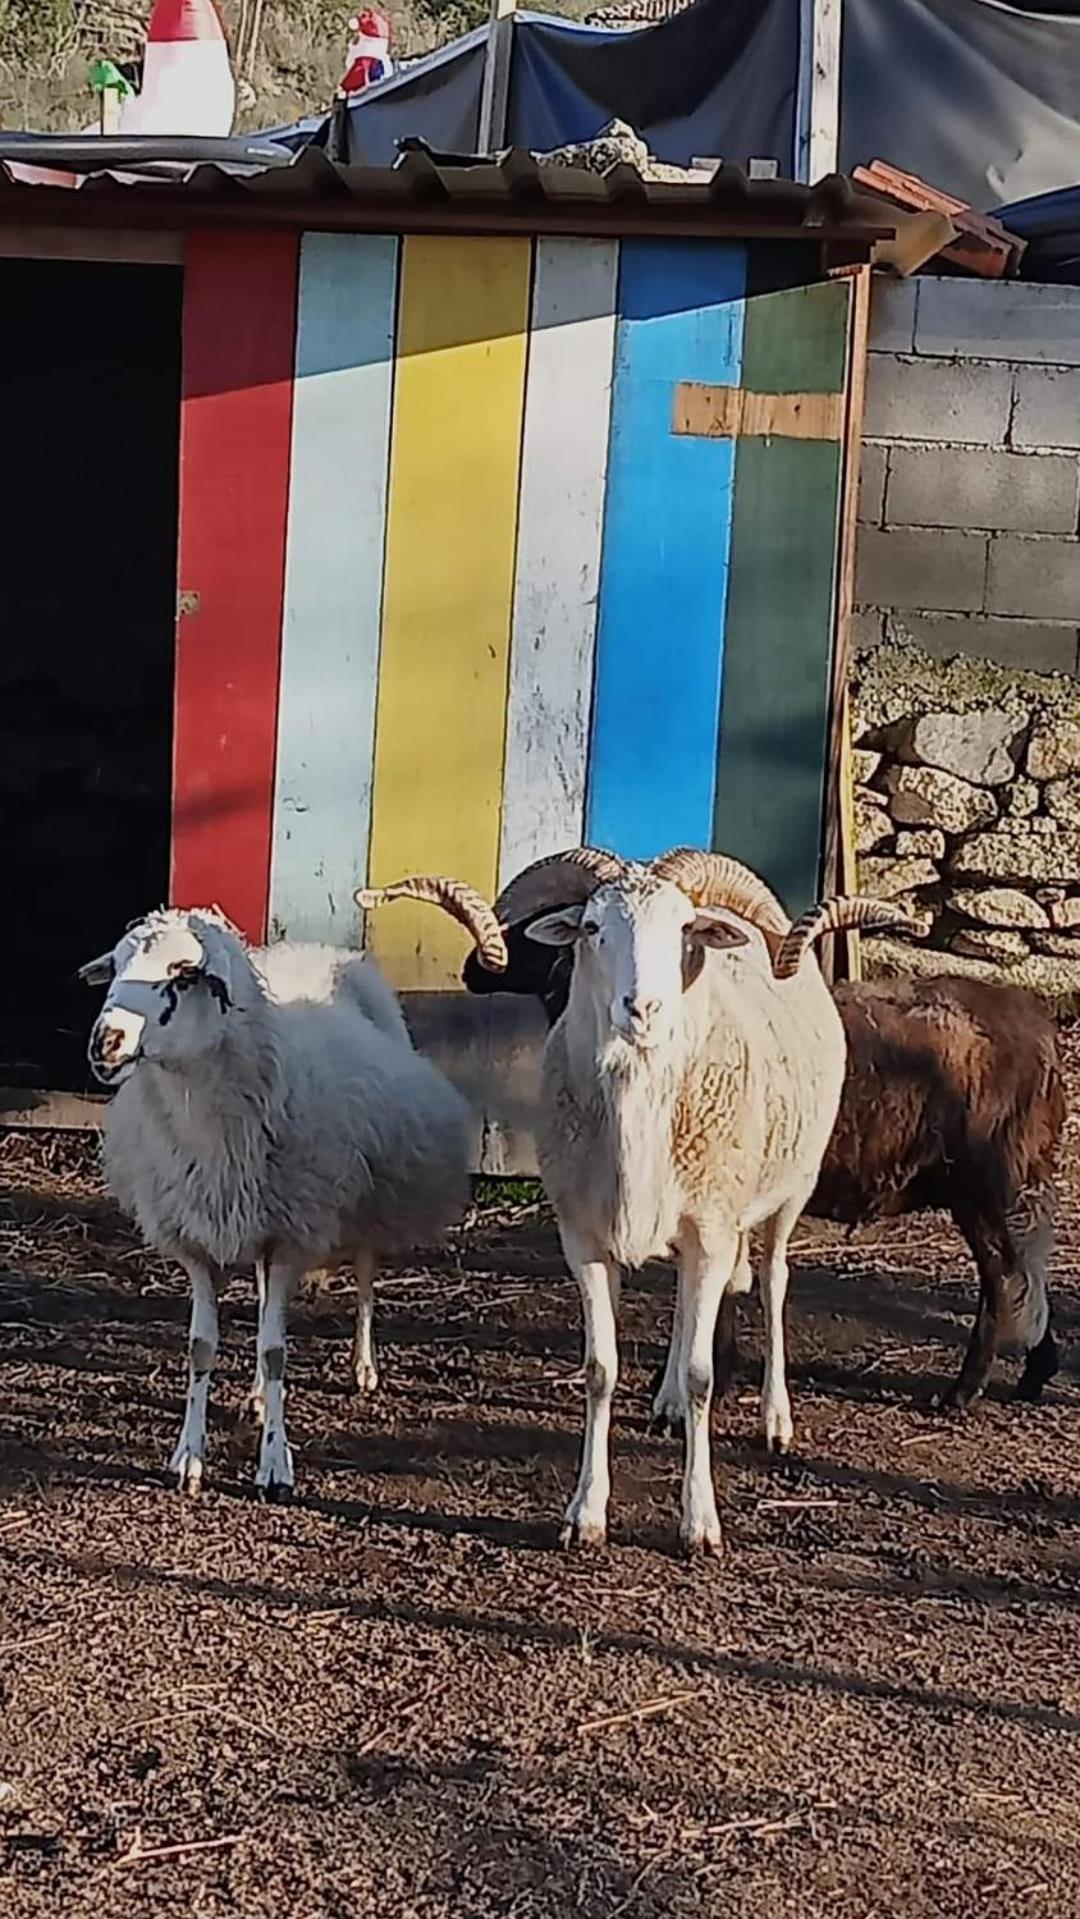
(0, 139, 896, 244)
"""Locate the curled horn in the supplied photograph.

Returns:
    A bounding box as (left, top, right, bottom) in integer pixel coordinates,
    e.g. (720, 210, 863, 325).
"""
(356, 875, 509, 973)
(652, 847, 791, 938)
(492, 847, 627, 951)
(773, 897, 908, 981)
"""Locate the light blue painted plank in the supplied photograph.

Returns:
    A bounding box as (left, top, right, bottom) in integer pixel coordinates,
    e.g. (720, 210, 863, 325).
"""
(269, 231, 398, 945)
(586, 239, 747, 860)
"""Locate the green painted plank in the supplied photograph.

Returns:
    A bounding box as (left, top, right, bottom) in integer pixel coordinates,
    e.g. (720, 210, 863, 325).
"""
(713, 273, 853, 913)
(740, 280, 849, 395)
(713, 432, 845, 915)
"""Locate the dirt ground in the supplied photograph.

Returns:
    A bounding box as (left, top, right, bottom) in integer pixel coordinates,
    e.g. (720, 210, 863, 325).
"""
(2, 1044, 1080, 1918)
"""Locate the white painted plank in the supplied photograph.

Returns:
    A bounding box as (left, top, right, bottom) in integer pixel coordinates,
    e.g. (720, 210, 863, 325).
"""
(269, 231, 398, 946)
(795, 0, 841, 183)
(498, 237, 618, 887)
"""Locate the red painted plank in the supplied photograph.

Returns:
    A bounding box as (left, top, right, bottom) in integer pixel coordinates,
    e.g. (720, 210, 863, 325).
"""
(172, 229, 299, 940)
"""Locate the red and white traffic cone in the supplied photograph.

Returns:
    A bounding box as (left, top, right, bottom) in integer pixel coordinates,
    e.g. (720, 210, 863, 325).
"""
(120, 0, 235, 136)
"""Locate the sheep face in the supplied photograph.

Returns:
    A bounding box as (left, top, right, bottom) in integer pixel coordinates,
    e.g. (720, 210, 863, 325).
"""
(83, 911, 241, 1087)
(527, 874, 750, 1050)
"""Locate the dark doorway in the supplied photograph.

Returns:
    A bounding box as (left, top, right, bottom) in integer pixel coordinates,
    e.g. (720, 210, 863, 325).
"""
(0, 258, 181, 1096)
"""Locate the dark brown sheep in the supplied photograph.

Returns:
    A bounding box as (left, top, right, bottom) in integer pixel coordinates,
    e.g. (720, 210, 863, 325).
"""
(463, 933, 1063, 1407)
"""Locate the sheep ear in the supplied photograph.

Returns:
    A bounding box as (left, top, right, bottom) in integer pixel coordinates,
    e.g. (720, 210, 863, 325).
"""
(77, 952, 115, 986)
(687, 913, 750, 952)
(191, 921, 236, 1010)
(526, 904, 586, 947)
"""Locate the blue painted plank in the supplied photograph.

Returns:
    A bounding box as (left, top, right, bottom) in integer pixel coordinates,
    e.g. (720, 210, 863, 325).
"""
(586, 239, 747, 860)
(269, 231, 399, 946)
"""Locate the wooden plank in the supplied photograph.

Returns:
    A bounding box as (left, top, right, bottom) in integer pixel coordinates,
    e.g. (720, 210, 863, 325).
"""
(366, 235, 530, 992)
(823, 263, 870, 981)
(173, 229, 298, 942)
(477, 0, 516, 152)
(268, 232, 399, 947)
(498, 237, 618, 887)
(0, 1089, 106, 1130)
(673, 381, 844, 440)
(836, 688, 862, 983)
(795, 0, 841, 183)
(586, 238, 747, 860)
(0, 226, 185, 265)
(713, 277, 851, 916)
(740, 279, 848, 394)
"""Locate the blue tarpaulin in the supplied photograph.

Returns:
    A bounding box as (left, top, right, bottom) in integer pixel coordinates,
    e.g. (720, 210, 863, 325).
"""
(331, 0, 796, 172)
(263, 0, 1080, 220)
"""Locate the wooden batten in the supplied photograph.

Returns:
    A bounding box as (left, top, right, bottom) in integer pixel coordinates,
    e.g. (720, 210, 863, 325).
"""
(673, 382, 844, 441)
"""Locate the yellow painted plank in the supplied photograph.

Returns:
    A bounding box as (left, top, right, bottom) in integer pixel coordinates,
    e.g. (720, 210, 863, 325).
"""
(672, 381, 844, 441)
(367, 235, 531, 991)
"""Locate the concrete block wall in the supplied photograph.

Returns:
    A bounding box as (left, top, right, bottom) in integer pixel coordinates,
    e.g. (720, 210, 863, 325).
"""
(856, 278, 1080, 677)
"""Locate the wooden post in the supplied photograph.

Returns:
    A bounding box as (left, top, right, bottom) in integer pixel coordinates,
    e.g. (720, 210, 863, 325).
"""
(821, 261, 872, 984)
(477, 0, 516, 154)
(795, 0, 841, 183)
(99, 84, 121, 135)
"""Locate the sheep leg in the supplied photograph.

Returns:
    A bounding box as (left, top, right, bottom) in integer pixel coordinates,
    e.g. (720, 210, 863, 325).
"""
(941, 1212, 1009, 1412)
(561, 1230, 620, 1550)
(676, 1229, 736, 1556)
(352, 1250, 379, 1395)
(759, 1199, 804, 1455)
(254, 1253, 301, 1500)
(650, 1284, 685, 1434)
(249, 1259, 268, 1425)
(651, 1244, 745, 1436)
(169, 1257, 221, 1495)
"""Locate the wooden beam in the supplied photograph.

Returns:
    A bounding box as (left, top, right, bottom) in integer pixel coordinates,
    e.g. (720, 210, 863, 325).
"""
(0, 224, 184, 264)
(795, 0, 841, 184)
(0, 1089, 106, 1130)
(673, 382, 844, 441)
(477, 0, 516, 153)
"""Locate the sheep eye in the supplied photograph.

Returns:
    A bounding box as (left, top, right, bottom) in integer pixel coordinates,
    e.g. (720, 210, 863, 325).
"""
(168, 960, 200, 982)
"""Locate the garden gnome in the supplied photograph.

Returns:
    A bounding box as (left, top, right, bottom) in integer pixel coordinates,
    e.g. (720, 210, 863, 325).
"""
(339, 10, 393, 96)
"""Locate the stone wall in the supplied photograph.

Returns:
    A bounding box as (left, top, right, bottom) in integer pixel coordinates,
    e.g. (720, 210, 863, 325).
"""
(851, 642, 1080, 1002)
(857, 277, 1080, 678)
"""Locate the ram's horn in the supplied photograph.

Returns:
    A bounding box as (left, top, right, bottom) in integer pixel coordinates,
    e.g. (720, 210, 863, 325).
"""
(772, 897, 907, 981)
(491, 848, 628, 953)
(356, 875, 508, 973)
(652, 847, 791, 938)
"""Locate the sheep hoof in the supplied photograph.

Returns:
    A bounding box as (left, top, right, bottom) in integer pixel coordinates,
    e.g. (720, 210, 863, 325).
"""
(259, 1479, 293, 1506)
(1014, 1330, 1058, 1402)
(170, 1448, 204, 1495)
(649, 1391, 685, 1439)
(761, 1403, 794, 1454)
(934, 1384, 978, 1415)
(559, 1510, 607, 1550)
(352, 1363, 379, 1396)
(680, 1522, 723, 1559)
(255, 1431, 295, 1501)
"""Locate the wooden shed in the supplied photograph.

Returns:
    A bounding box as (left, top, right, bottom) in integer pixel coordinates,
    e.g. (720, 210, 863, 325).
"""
(0, 143, 892, 1165)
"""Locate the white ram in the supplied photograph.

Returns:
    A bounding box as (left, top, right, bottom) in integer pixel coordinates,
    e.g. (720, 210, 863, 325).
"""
(79, 883, 503, 1498)
(363, 850, 896, 1554)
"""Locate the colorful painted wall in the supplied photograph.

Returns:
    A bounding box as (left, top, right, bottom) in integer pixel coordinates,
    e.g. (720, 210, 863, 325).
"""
(173, 230, 857, 1023)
